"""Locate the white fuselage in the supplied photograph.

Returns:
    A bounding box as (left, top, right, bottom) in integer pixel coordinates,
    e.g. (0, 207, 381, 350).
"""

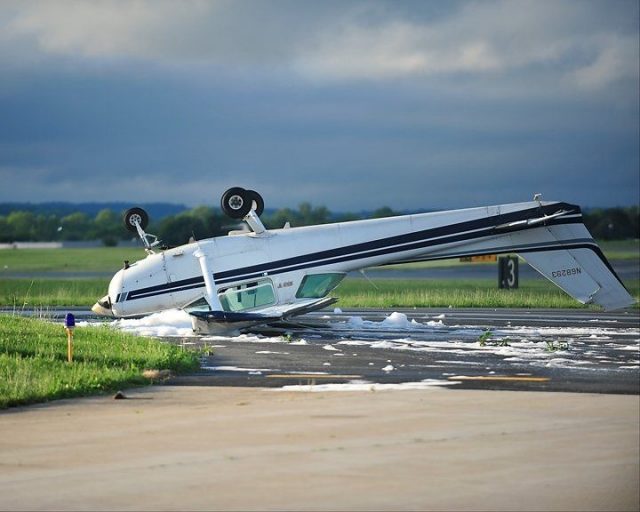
(98, 199, 634, 321)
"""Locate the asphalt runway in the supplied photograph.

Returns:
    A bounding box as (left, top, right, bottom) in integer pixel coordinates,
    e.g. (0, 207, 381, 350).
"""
(4, 305, 638, 394)
(164, 308, 640, 394)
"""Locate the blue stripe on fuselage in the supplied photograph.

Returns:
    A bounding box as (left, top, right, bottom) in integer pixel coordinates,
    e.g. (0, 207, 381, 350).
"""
(122, 203, 584, 301)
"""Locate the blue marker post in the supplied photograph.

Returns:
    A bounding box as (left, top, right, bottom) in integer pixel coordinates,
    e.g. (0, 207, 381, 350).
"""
(64, 313, 75, 363)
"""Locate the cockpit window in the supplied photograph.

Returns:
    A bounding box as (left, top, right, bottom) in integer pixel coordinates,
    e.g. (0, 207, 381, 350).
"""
(218, 279, 275, 312)
(295, 273, 346, 299)
(184, 297, 212, 313)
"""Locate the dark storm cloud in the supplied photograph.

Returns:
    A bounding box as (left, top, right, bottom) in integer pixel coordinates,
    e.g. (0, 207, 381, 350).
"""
(0, 0, 638, 210)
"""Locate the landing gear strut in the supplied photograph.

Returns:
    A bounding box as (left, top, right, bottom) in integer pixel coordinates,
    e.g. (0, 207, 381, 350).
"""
(123, 207, 160, 251)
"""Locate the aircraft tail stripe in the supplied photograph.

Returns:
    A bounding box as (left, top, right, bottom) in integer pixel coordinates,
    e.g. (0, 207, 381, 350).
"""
(213, 202, 580, 282)
(214, 217, 583, 284)
(215, 238, 602, 286)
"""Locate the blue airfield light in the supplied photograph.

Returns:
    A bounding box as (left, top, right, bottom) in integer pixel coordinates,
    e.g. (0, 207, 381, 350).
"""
(64, 313, 76, 329)
(64, 313, 75, 363)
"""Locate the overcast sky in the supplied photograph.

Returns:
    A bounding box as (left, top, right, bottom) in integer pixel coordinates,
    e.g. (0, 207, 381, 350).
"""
(0, 0, 638, 211)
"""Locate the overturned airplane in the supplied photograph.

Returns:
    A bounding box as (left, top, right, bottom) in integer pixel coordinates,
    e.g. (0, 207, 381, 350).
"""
(92, 188, 635, 333)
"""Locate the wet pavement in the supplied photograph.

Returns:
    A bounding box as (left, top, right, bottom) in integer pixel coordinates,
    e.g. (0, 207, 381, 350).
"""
(163, 308, 640, 394)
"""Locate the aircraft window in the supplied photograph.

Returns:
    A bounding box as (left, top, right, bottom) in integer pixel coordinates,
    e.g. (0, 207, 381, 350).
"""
(218, 279, 275, 312)
(296, 273, 346, 299)
(184, 297, 211, 313)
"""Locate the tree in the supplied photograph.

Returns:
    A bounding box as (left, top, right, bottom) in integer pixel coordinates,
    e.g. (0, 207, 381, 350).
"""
(33, 214, 60, 241)
(6, 211, 36, 241)
(265, 208, 298, 229)
(0, 216, 12, 243)
(188, 206, 227, 238)
(297, 202, 331, 225)
(94, 209, 121, 246)
(584, 207, 640, 240)
(158, 214, 206, 247)
(59, 212, 91, 241)
(371, 206, 399, 219)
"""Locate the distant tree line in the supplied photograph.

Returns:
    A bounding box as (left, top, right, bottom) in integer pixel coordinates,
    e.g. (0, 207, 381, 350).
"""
(0, 201, 187, 220)
(0, 204, 637, 246)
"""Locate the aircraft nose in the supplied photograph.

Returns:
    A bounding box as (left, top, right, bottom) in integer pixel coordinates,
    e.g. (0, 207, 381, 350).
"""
(91, 295, 114, 317)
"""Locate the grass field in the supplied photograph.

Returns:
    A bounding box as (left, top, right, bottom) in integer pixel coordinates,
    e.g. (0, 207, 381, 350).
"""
(595, 239, 640, 260)
(334, 278, 640, 309)
(0, 279, 108, 308)
(0, 247, 142, 273)
(0, 315, 200, 408)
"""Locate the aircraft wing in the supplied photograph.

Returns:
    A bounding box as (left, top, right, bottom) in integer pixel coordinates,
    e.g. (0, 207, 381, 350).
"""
(188, 297, 338, 333)
(189, 310, 284, 325)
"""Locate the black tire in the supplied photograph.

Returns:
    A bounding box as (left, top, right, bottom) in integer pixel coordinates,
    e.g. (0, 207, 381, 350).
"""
(220, 187, 252, 219)
(246, 190, 264, 217)
(123, 207, 149, 232)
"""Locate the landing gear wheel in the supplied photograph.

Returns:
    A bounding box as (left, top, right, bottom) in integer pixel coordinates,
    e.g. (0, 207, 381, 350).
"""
(123, 207, 149, 233)
(246, 190, 264, 217)
(221, 187, 252, 219)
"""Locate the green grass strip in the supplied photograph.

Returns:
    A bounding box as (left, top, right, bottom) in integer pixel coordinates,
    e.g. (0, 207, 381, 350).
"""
(0, 279, 108, 308)
(0, 315, 199, 408)
(333, 278, 640, 309)
(0, 247, 143, 273)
